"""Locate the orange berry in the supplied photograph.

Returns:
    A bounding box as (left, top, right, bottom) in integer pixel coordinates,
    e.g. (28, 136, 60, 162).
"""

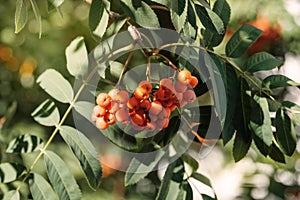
(189, 76, 198, 88)
(96, 117, 109, 130)
(163, 118, 169, 128)
(180, 100, 187, 108)
(116, 108, 130, 124)
(115, 90, 129, 104)
(108, 88, 119, 99)
(109, 101, 120, 114)
(183, 90, 196, 103)
(93, 105, 106, 117)
(127, 97, 139, 110)
(178, 70, 191, 85)
(175, 81, 187, 93)
(131, 113, 145, 126)
(149, 113, 158, 122)
(155, 89, 166, 101)
(146, 121, 156, 131)
(96, 93, 112, 107)
(104, 112, 116, 125)
(134, 87, 149, 100)
(160, 78, 173, 90)
(138, 80, 152, 94)
(156, 118, 167, 130)
(140, 100, 151, 111)
(170, 103, 178, 111)
(172, 92, 183, 105)
(149, 101, 163, 115)
(162, 99, 173, 108)
(159, 107, 170, 119)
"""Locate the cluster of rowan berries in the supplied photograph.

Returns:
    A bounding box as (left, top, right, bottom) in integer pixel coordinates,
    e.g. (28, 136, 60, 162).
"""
(92, 70, 198, 131)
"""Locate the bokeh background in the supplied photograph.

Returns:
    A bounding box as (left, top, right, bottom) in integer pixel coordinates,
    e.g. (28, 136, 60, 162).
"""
(1, 0, 300, 199)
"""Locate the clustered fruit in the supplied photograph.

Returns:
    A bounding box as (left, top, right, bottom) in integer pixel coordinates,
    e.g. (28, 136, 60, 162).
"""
(92, 70, 198, 131)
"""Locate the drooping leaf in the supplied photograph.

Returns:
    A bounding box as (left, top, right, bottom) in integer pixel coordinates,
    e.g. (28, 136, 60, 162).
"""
(213, 0, 230, 27)
(170, 0, 188, 32)
(15, 0, 28, 34)
(44, 151, 81, 200)
(3, 190, 20, 200)
(250, 94, 273, 146)
(244, 52, 283, 72)
(0, 163, 26, 183)
(59, 126, 102, 190)
(120, 0, 160, 28)
(31, 99, 60, 127)
(268, 143, 286, 163)
(29, 173, 59, 200)
(282, 101, 300, 124)
(181, 154, 199, 173)
(262, 74, 300, 89)
(275, 107, 296, 156)
(6, 134, 43, 153)
(125, 150, 164, 186)
(65, 36, 89, 77)
(183, 1, 197, 38)
(195, 5, 224, 35)
(177, 181, 193, 200)
(37, 69, 74, 103)
(216, 60, 238, 145)
(103, 17, 127, 40)
(156, 159, 185, 200)
(225, 24, 263, 58)
(232, 79, 252, 162)
(202, 0, 231, 48)
(89, 0, 110, 40)
(201, 194, 216, 200)
(29, 0, 42, 38)
(191, 172, 213, 188)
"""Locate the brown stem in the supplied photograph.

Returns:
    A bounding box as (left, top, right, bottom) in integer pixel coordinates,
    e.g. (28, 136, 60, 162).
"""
(116, 50, 135, 88)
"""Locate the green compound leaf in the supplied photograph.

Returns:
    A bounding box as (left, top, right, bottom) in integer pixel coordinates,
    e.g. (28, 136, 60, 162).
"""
(0, 163, 26, 183)
(262, 74, 300, 89)
(125, 150, 164, 187)
(37, 69, 74, 104)
(59, 126, 102, 190)
(275, 107, 296, 156)
(244, 52, 283, 72)
(15, 0, 28, 34)
(226, 24, 263, 58)
(65, 36, 89, 78)
(195, 4, 224, 35)
(31, 99, 60, 127)
(3, 190, 20, 200)
(29, 173, 59, 200)
(89, 0, 110, 40)
(170, 0, 188, 32)
(44, 151, 81, 200)
(120, 0, 160, 28)
(6, 134, 43, 153)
